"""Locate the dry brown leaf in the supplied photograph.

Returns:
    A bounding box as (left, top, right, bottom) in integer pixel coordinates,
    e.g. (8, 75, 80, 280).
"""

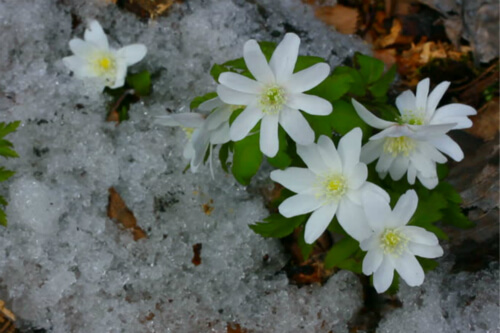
(191, 243, 202, 266)
(0, 300, 16, 333)
(227, 322, 248, 333)
(119, 0, 177, 19)
(202, 199, 214, 215)
(107, 187, 147, 241)
(466, 97, 500, 141)
(315, 5, 359, 35)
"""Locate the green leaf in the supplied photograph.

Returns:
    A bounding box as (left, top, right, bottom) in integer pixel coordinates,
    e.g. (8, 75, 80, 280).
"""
(330, 99, 371, 138)
(249, 214, 306, 238)
(218, 142, 231, 173)
(324, 237, 359, 269)
(0, 208, 6, 227)
(442, 204, 475, 229)
(332, 66, 366, 96)
(190, 92, 218, 110)
(368, 65, 396, 98)
(418, 258, 439, 272)
(303, 113, 332, 139)
(355, 53, 385, 84)
(210, 63, 228, 82)
(0, 147, 19, 158)
(294, 55, 325, 73)
(0, 195, 7, 207)
(435, 181, 462, 204)
(126, 71, 151, 96)
(267, 127, 291, 169)
(258, 41, 276, 61)
(118, 105, 129, 122)
(0, 168, 15, 182)
(231, 133, 262, 185)
(385, 272, 399, 295)
(0, 121, 21, 139)
(222, 58, 247, 71)
(337, 258, 362, 274)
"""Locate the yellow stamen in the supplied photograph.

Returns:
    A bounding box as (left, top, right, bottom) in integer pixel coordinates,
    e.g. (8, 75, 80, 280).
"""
(380, 229, 408, 257)
(383, 136, 415, 157)
(260, 85, 286, 115)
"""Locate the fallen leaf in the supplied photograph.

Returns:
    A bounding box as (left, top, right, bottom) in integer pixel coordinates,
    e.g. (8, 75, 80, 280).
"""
(202, 199, 214, 215)
(191, 243, 202, 266)
(227, 323, 248, 333)
(117, 0, 177, 19)
(0, 299, 16, 333)
(314, 5, 359, 35)
(107, 187, 147, 241)
(466, 97, 500, 141)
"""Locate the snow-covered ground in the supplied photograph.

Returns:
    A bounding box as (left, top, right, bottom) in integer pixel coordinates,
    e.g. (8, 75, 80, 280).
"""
(0, 0, 498, 332)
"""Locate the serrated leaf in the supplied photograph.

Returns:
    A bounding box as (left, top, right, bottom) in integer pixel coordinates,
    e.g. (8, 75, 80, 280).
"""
(222, 57, 247, 71)
(231, 133, 262, 185)
(0, 195, 7, 207)
(0, 147, 19, 158)
(368, 65, 396, 98)
(210, 63, 228, 82)
(336, 258, 362, 274)
(190, 92, 218, 110)
(332, 66, 366, 96)
(0, 140, 14, 148)
(249, 214, 306, 238)
(324, 236, 359, 269)
(435, 181, 462, 204)
(0, 121, 21, 139)
(355, 52, 385, 84)
(0, 208, 6, 227)
(442, 205, 475, 229)
(0, 168, 15, 182)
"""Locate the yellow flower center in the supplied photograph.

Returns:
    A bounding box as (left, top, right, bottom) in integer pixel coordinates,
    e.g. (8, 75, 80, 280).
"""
(91, 52, 117, 85)
(380, 229, 408, 256)
(181, 127, 195, 139)
(316, 174, 347, 203)
(99, 57, 112, 70)
(260, 85, 286, 115)
(400, 110, 425, 125)
(383, 136, 416, 157)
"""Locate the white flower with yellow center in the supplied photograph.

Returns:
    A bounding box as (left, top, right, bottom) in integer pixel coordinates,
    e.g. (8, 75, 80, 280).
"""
(155, 97, 233, 173)
(360, 190, 443, 293)
(270, 128, 389, 244)
(63, 20, 147, 89)
(217, 33, 333, 158)
(352, 78, 476, 189)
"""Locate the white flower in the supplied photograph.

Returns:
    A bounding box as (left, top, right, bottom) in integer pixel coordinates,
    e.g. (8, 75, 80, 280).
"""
(217, 33, 333, 157)
(270, 128, 389, 244)
(352, 78, 476, 189)
(63, 20, 147, 89)
(155, 97, 232, 173)
(360, 189, 443, 293)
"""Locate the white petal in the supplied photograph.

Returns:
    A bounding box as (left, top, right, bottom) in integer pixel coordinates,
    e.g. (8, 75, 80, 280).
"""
(361, 139, 384, 164)
(370, 125, 413, 141)
(402, 226, 439, 245)
(373, 256, 394, 293)
(415, 78, 430, 112)
(286, 93, 332, 116)
(347, 163, 368, 190)
(297, 143, 329, 175)
(304, 202, 338, 244)
(218, 72, 263, 93)
(360, 234, 379, 251)
(408, 242, 443, 258)
(191, 129, 210, 169)
(198, 97, 223, 111)
(205, 108, 231, 131)
(409, 149, 437, 178)
(429, 135, 464, 161)
(260, 115, 280, 157)
(361, 189, 391, 232)
(394, 252, 425, 287)
(117, 44, 147, 66)
(209, 123, 231, 144)
(270, 167, 316, 194)
(390, 190, 418, 227)
(229, 103, 264, 141)
(155, 112, 205, 128)
(279, 194, 323, 218)
(388, 156, 409, 181)
(375, 151, 395, 174)
(217, 85, 256, 105)
(244, 40, 274, 84)
(286, 63, 330, 93)
(269, 33, 300, 84)
(418, 142, 447, 164)
(84, 20, 109, 49)
(346, 188, 362, 205)
(363, 248, 384, 275)
(279, 107, 314, 145)
(361, 182, 390, 203)
(417, 173, 438, 189)
(62, 56, 92, 78)
(395, 90, 416, 114)
(337, 198, 372, 241)
(408, 123, 456, 140)
(431, 103, 476, 129)
(426, 81, 450, 118)
(110, 60, 127, 88)
(407, 165, 417, 184)
(352, 99, 394, 129)
(317, 135, 342, 172)
(338, 127, 362, 172)
(69, 38, 97, 58)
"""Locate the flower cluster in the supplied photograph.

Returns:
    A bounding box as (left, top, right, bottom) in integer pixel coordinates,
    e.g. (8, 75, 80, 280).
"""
(63, 23, 477, 294)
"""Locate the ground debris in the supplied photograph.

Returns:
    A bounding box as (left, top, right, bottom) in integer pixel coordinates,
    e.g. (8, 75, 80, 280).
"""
(191, 243, 202, 266)
(107, 187, 147, 241)
(116, 0, 178, 19)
